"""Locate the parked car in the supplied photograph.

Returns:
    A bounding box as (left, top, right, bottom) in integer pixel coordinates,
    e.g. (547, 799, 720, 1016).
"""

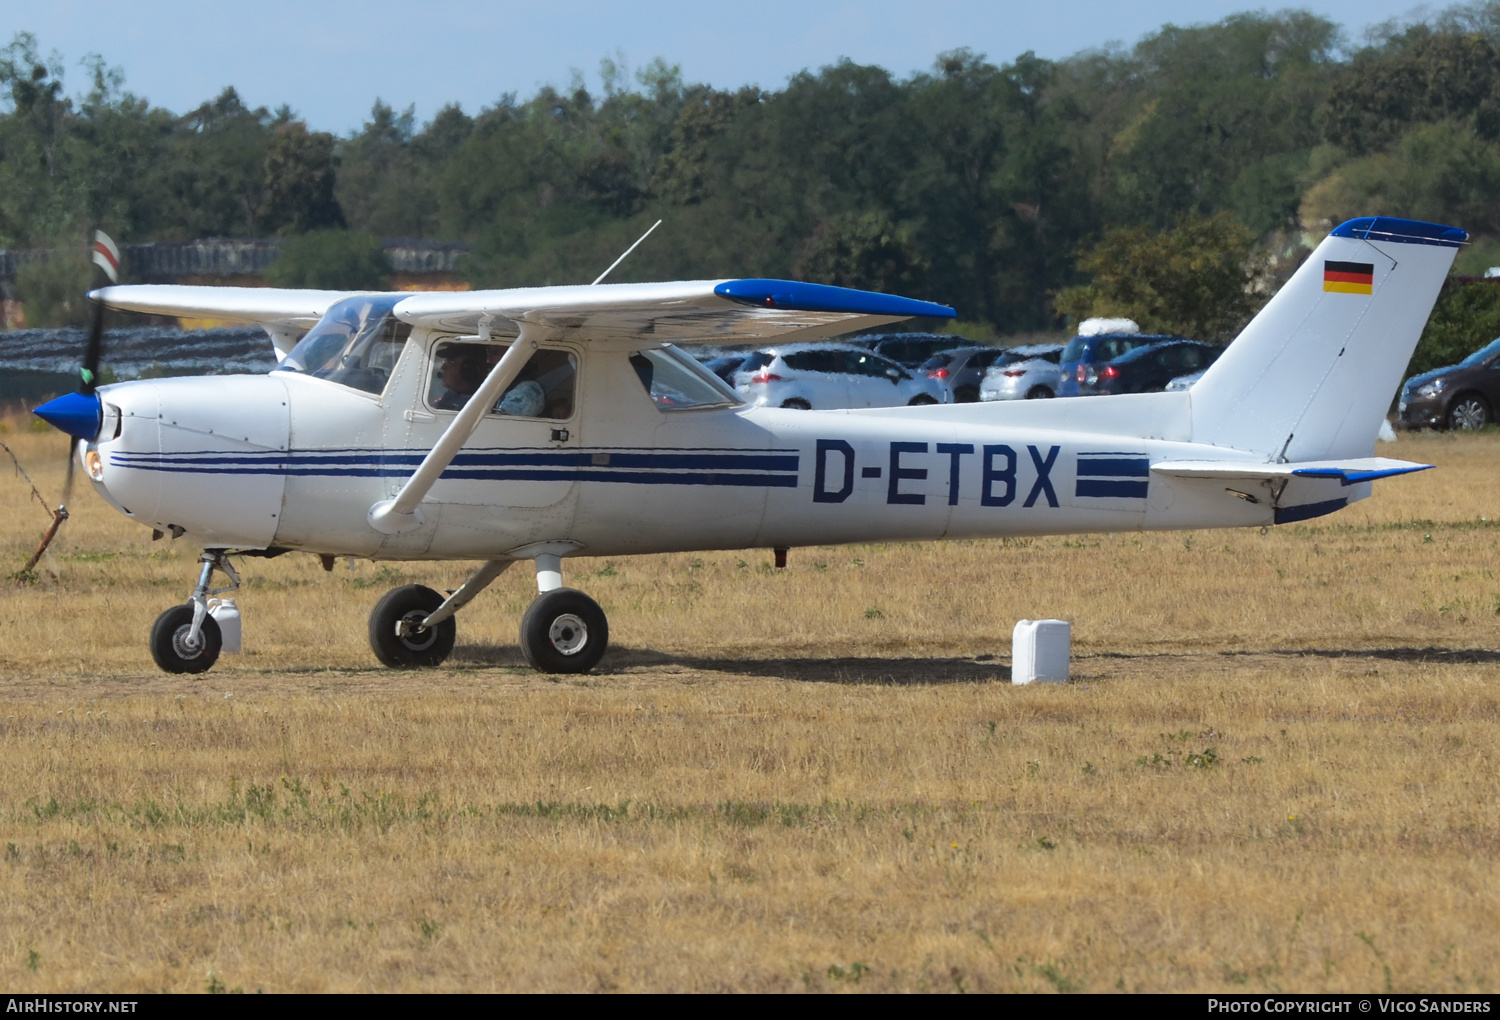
(700, 353, 749, 384)
(734, 343, 946, 409)
(919, 346, 1012, 402)
(1090, 341, 1224, 395)
(849, 333, 974, 368)
(1058, 332, 1187, 396)
(1398, 337, 1500, 430)
(978, 345, 1065, 401)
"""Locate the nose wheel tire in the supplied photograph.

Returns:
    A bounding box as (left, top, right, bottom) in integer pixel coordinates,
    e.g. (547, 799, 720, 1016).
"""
(1448, 394, 1490, 431)
(150, 605, 223, 674)
(520, 588, 608, 674)
(369, 584, 456, 668)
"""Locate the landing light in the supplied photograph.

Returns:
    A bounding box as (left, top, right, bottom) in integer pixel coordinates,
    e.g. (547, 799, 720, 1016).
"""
(85, 447, 104, 481)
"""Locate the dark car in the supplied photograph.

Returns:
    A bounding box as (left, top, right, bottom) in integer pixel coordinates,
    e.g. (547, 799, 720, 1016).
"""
(1091, 341, 1224, 395)
(919, 346, 1012, 402)
(850, 333, 973, 368)
(1399, 337, 1500, 430)
(1057, 332, 1188, 396)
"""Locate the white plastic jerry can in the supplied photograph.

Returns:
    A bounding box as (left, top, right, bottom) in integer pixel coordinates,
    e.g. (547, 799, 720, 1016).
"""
(1012, 619, 1069, 685)
(208, 598, 242, 654)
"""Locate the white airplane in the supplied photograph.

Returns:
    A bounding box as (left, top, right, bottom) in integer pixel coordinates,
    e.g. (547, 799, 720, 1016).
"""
(34, 216, 1464, 675)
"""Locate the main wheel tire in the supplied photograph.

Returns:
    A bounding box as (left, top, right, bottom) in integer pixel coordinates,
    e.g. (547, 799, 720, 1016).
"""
(369, 584, 455, 668)
(1026, 386, 1055, 399)
(150, 604, 222, 675)
(519, 588, 609, 674)
(954, 385, 980, 403)
(1448, 393, 1491, 431)
(907, 394, 938, 406)
(780, 398, 811, 410)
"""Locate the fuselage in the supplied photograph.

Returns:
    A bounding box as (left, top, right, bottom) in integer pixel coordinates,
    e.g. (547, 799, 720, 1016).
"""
(81, 328, 1355, 561)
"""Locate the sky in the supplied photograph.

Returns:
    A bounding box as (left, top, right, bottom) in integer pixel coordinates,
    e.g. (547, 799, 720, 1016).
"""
(8, 0, 1438, 134)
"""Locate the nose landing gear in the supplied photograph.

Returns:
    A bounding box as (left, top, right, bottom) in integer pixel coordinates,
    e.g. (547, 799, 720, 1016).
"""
(364, 547, 609, 674)
(150, 549, 238, 674)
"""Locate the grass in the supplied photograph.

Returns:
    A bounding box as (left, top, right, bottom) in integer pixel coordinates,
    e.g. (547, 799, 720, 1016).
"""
(0, 417, 1497, 991)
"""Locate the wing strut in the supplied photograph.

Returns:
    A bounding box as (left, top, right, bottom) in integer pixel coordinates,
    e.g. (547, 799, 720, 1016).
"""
(367, 321, 540, 535)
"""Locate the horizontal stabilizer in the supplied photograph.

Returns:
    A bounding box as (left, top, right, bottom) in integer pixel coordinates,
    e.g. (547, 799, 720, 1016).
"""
(1152, 457, 1432, 486)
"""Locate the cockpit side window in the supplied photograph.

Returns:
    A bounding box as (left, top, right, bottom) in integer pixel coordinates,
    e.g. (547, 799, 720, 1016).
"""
(427, 341, 577, 420)
(628, 345, 741, 410)
(275, 295, 411, 396)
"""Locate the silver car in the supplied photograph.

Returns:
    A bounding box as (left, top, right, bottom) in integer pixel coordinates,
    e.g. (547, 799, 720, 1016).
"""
(978, 344, 1065, 401)
(734, 342, 946, 409)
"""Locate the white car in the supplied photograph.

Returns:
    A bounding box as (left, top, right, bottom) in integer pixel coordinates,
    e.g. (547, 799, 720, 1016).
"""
(734, 342, 946, 409)
(1166, 369, 1206, 391)
(978, 344, 1065, 401)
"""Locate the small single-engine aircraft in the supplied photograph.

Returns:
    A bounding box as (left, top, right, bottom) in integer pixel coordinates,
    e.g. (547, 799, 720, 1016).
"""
(34, 216, 1465, 675)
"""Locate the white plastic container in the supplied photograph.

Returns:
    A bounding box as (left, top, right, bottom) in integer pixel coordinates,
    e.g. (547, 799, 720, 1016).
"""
(1012, 619, 1069, 684)
(208, 598, 242, 654)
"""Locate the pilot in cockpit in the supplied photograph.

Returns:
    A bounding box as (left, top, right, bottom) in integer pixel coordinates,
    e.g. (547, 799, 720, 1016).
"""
(432, 345, 484, 410)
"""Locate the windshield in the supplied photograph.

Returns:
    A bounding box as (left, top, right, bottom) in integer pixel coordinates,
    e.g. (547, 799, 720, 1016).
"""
(1460, 337, 1500, 367)
(275, 294, 411, 395)
(630, 345, 741, 410)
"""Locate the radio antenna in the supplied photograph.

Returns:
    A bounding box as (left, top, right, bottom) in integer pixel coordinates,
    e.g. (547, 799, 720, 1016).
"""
(592, 219, 662, 285)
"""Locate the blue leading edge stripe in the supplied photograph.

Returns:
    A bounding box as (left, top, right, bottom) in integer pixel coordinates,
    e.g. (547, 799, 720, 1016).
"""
(1329, 217, 1468, 248)
(715, 279, 956, 318)
(1291, 463, 1434, 486)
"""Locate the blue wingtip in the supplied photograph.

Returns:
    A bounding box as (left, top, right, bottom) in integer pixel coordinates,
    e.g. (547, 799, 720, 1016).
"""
(715, 279, 956, 318)
(33, 392, 102, 441)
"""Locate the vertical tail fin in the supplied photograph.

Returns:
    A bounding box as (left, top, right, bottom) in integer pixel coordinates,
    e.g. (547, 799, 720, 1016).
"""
(1190, 217, 1465, 461)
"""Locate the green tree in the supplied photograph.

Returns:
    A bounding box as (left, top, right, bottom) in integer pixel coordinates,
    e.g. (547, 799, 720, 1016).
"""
(1320, 25, 1500, 155)
(261, 121, 344, 234)
(1300, 120, 1500, 234)
(15, 230, 92, 327)
(264, 229, 387, 289)
(793, 209, 927, 293)
(1054, 211, 1262, 340)
(1408, 278, 1500, 377)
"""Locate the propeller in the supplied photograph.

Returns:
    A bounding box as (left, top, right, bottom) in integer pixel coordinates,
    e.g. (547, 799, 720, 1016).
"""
(34, 230, 119, 512)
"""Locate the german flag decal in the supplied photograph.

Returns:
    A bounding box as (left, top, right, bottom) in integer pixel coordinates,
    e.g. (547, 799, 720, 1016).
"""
(1324, 260, 1374, 294)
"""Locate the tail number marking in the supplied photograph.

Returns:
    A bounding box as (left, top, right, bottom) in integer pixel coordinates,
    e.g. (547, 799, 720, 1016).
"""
(812, 440, 1061, 507)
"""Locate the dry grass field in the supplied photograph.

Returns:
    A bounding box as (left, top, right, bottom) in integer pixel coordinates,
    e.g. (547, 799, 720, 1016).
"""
(0, 413, 1497, 992)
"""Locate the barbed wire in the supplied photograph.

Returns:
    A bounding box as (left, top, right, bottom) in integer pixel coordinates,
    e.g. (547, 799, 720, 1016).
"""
(0, 437, 55, 518)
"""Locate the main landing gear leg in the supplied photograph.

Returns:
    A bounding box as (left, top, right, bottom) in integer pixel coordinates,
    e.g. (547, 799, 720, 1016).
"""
(519, 552, 608, 674)
(367, 559, 512, 669)
(150, 549, 239, 674)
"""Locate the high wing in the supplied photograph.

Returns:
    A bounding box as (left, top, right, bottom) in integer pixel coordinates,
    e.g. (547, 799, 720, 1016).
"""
(91, 278, 956, 353)
(89, 284, 374, 359)
(390, 279, 956, 344)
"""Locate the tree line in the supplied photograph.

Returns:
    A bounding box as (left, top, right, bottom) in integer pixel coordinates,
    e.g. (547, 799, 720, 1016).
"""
(4, 6, 1500, 367)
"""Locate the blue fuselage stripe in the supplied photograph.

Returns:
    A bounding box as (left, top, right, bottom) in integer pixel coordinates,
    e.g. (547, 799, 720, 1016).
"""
(1075, 479, 1149, 499)
(1076, 458, 1150, 477)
